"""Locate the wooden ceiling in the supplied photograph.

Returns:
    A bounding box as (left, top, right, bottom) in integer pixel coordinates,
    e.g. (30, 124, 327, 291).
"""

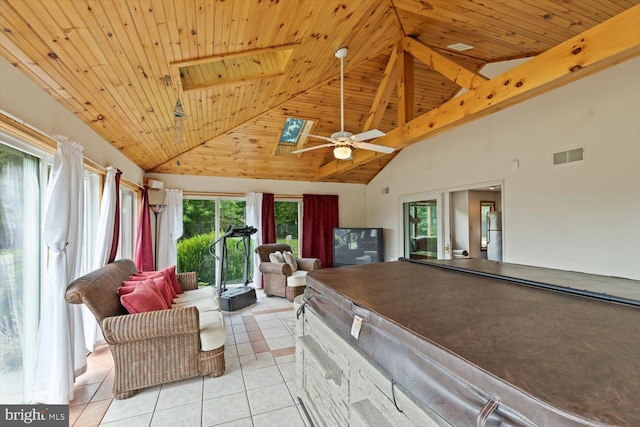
(1, 1, 638, 183)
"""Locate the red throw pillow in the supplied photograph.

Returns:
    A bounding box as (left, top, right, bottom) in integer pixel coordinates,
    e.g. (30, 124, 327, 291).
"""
(119, 280, 169, 309)
(124, 275, 173, 307)
(132, 270, 178, 299)
(120, 279, 168, 314)
(160, 265, 183, 295)
(117, 284, 137, 296)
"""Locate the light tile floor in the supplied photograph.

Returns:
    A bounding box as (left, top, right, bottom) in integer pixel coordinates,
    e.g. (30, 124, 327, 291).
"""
(69, 289, 309, 427)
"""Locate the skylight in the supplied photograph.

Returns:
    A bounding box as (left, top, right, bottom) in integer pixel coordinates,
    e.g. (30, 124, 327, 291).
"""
(279, 118, 306, 144)
(274, 117, 314, 156)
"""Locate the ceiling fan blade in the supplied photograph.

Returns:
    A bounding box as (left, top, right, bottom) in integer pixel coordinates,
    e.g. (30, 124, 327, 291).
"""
(352, 141, 395, 154)
(300, 133, 335, 143)
(291, 143, 335, 154)
(350, 129, 385, 141)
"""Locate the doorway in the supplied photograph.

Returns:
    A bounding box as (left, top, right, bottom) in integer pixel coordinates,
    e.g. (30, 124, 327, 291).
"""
(450, 186, 502, 259)
(399, 183, 503, 261)
(404, 199, 439, 259)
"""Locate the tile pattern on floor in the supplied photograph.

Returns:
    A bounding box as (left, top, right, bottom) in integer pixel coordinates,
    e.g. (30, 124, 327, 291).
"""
(69, 289, 309, 427)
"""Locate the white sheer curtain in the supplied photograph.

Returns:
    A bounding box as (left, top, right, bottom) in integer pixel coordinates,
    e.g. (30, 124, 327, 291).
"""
(157, 189, 183, 270)
(246, 193, 263, 289)
(83, 166, 118, 351)
(0, 140, 40, 403)
(33, 136, 87, 404)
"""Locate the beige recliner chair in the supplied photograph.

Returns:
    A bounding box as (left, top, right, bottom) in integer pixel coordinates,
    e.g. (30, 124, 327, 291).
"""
(255, 243, 321, 301)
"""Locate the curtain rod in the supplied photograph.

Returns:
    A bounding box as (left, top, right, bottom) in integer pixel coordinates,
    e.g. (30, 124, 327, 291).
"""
(184, 190, 302, 199)
(0, 110, 142, 190)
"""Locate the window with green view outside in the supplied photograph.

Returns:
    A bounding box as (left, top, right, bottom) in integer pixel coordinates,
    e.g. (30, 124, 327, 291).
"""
(275, 201, 300, 257)
(178, 199, 250, 287)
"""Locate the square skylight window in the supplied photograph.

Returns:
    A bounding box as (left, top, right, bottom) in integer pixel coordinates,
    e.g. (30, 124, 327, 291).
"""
(274, 117, 315, 156)
(279, 118, 306, 144)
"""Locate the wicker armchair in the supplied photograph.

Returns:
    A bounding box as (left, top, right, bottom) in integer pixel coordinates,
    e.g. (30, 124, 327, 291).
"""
(255, 243, 321, 301)
(65, 259, 225, 399)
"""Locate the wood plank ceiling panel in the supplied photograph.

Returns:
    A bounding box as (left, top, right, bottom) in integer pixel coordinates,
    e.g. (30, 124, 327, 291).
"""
(1, 0, 637, 183)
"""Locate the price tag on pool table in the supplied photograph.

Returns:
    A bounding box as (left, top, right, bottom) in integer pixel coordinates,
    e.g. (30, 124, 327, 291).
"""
(351, 315, 363, 339)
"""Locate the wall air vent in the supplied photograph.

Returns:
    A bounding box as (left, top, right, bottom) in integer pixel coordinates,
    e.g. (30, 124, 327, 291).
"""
(553, 146, 585, 166)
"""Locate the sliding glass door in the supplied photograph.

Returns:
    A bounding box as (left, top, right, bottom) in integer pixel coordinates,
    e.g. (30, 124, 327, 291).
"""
(179, 198, 249, 287)
(0, 140, 44, 403)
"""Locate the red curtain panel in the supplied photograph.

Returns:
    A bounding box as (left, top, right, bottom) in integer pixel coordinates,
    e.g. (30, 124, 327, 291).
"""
(261, 193, 276, 244)
(302, 194, 339, 268)
(134, 186, 154, 271)
(107, 169, 122, 263)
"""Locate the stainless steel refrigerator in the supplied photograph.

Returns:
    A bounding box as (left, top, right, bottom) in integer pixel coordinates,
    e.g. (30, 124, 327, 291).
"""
(486, 211, 503, 262)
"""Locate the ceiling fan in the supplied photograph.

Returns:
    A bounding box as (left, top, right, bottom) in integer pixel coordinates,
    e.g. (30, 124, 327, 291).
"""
(292, 47, 395, 160)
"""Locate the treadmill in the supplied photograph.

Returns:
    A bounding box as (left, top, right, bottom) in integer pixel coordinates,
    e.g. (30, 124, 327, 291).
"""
(208, 224, 258, 311)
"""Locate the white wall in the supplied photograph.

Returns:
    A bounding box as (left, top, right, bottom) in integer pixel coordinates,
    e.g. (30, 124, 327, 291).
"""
(0, 57, 144, 185)
(366, 56, 640, 280)
(146, 173, 367, 227)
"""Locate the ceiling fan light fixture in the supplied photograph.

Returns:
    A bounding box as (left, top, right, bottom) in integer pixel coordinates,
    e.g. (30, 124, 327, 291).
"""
(447, 42, 474, 51)
(290, 46, 391, 158)
(333, 145, 352, 160)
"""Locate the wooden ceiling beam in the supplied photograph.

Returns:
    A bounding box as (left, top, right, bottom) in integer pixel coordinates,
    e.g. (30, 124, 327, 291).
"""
(314, 4, 640, 181)
(363, 46, 398, 132)
(402, 37, 488, 90)
(396, 45, 414, 124)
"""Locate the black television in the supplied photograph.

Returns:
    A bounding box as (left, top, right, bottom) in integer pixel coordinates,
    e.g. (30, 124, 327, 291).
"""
(333, 228, 384, 267)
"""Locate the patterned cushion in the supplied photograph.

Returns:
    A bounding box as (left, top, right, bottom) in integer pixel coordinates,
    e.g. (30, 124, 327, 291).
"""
(283, 251, 298, 273)
(269, 251, 284, 263)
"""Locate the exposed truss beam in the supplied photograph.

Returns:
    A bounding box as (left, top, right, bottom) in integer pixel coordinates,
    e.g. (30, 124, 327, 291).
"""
(363, 46, 398, 132)
(397, 45, 414, 124)
(314, 5, 640, 181)
(402, 37, 488, 90)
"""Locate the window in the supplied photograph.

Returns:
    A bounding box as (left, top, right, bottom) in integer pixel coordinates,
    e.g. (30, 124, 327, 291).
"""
(117, 187, 136, 260)
(276, 117, 315, 156)
(0, 135, 49, 404)
(279, 118, 306, 143)
(179, 198, 248, 287)
(275, 200, 301, 257)
(0, 126, 136, 402)
(81, 171, 100, 275)
(180, 199, 217, 286)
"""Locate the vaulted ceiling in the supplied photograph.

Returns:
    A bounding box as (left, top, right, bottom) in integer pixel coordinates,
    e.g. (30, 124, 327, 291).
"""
(1, 1, 638, 183)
